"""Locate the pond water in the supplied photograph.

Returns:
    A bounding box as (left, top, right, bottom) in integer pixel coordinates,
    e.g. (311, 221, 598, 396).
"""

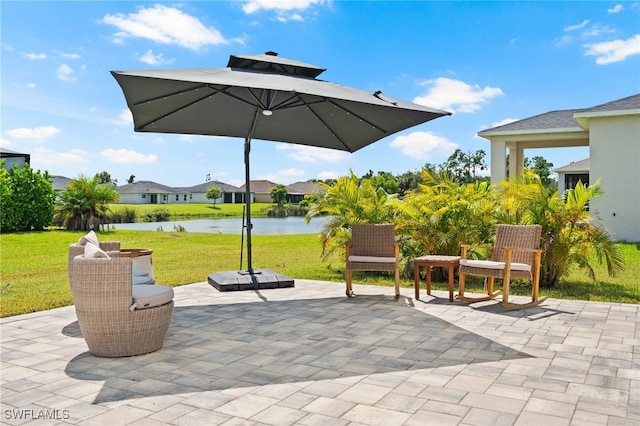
(109, 216, 325, 235)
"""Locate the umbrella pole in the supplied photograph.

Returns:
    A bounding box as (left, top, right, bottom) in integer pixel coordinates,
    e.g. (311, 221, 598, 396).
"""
(244, 135, 253, 274)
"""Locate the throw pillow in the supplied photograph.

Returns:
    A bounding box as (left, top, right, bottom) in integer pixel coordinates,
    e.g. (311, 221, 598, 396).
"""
(84, 242, 110, 259)
(78, 230, 99, 246)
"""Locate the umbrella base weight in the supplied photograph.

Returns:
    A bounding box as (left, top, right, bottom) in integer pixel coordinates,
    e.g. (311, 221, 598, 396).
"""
(208, 269, 294, 291)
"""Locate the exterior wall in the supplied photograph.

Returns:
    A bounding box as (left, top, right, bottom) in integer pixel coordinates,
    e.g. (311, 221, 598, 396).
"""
(253, 193, 273, 203)
(118, 193, 151, 204)
(118, 193, 173, 204)
(589, 115, 640, 242)
(2, 156, 28, 171)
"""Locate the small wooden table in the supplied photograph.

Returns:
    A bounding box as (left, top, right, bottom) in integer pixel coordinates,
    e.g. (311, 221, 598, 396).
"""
(414, 255, 461, 302)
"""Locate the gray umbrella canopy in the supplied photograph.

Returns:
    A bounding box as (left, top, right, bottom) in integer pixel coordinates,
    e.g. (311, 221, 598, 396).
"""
(111, 52, 450, 280)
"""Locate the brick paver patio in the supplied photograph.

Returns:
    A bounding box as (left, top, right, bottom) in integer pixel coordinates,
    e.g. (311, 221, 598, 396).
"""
(1, 279, 638, 425)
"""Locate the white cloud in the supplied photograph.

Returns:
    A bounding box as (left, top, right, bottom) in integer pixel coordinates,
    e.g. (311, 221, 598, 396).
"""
(109, 109, 133, 126)
(585, 34, 640, 64)
(101, 148, 158, 164)
(275, 144, 350, 163)
(23, 52, 46, 60)
(491, 118, 519, 128)
(58, 51, 80, 59)
(137, 49, 175, 65)
(258, 167, 306, 184)
(31, 148, 89, 165)
(317, 170, 341, 180)
(102, 5, 229, 50)
(565, 20, 590, 32)
(389, 131, 458, 160)
(279, 168, 305, 177)
(414, 77, 504, 113)
(581, 23, 615, 38)
(26, 83, 36, 89)
(241, 0, 328, 22)
(57, 64, 76, 82)
(242, 0, 327, 14)
(0, 138, 12, 148)
(608, 4, 623, 13)
(5, 126, 60, 141)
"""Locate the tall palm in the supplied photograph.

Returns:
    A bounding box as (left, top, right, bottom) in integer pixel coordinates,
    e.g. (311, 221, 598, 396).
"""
(495, 174, 624, 287)
(55, 175, 119, 231)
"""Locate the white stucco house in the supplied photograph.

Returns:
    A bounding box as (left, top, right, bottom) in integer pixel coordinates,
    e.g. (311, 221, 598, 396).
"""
(478, 93, 640, 242)
(117, 180, 245, 205)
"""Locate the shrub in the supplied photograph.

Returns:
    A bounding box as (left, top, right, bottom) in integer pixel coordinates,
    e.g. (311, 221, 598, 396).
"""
(141, 208, 170, 222)
(0, 162, 55, 232)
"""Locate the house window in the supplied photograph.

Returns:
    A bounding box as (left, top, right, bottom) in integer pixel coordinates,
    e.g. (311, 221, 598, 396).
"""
(190, 194, 193, 199)
(175, 195, 179, 201)
(141, 194, 146, 199)
(565, 174, 589, 190)
(163, 195, 167, 201)
(184, 194, 187, 201)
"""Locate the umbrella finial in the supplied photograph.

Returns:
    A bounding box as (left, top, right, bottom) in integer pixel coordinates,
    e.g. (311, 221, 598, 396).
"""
(265, 51, 278, 56)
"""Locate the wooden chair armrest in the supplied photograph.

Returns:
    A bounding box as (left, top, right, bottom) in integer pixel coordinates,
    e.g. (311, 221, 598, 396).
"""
(504, 247, 542, 254)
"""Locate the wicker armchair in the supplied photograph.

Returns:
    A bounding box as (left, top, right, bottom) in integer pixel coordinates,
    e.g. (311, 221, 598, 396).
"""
(68, 241, 155, 286)
(457, 224, 546, 310)
(68, 241, 120, 285)
(71, 255, 174, 357)
(346, 224, 400, 298)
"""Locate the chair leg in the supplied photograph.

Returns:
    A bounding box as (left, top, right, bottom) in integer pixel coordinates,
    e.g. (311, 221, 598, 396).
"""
(457, 273, 501, 303)
(394, 267, 400, 298)
(500, 278, 547, 310)
(345, 269, 354, 297)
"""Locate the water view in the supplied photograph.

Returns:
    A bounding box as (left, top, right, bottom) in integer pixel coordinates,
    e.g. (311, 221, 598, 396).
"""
(110, 216, 325, 235)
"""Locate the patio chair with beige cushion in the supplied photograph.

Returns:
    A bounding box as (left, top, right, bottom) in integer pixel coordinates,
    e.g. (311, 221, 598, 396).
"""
(346, 224, 400, 298)
(457, 224, 547, 310)
(68, 231, 155, 286)
(70, 244, 174, 357)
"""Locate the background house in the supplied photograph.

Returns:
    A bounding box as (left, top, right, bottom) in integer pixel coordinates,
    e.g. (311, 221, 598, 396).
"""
(555, 158, 589, 196)
(50, 175, 72, 192)
(0, 148, 30, 171)
(117, 181, 178, 204)
(239, 180, 277, 203)
(286, 181, 323, 203)
(179, 181, 244, 204)
(479, 93, 639, 242)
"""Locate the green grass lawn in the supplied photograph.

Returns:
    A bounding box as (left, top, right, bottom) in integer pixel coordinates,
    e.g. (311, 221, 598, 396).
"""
(110, 203, 275, 219)
(1, 229, 638, 317)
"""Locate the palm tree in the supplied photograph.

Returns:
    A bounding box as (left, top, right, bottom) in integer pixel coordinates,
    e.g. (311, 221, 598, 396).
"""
(495, 174, 624, 287)
(55, 175, 120, 231)
(305, 171, 396, 260)
(392, 170, 496, 258)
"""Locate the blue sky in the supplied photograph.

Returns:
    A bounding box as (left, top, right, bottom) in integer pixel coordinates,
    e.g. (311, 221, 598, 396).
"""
(2, 1, 639, 187)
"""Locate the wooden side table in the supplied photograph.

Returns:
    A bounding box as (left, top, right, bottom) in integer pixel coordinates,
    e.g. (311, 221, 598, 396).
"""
(414, 255, 461, 302)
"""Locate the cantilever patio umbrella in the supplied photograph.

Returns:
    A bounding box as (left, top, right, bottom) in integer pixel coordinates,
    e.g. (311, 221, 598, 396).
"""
(111, 52, 451, 290)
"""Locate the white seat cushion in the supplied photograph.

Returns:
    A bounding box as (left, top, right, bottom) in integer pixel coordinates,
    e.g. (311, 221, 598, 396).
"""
(460, 259, 531, 272)
(133, 275, 155, 285)
(132, 268, 150, 276)
(348, 255, 396, 264)
(131, 285, 173, 310)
